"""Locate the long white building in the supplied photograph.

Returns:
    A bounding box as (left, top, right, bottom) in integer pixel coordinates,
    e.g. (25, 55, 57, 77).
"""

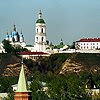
(75, 38, 100, 50)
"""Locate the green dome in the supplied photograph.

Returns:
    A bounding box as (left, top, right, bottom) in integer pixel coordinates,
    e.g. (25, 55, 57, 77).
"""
(36, 18, 45, 24)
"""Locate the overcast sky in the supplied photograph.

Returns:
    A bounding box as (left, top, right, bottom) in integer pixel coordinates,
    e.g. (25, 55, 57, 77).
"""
(0, 0, 100, 45)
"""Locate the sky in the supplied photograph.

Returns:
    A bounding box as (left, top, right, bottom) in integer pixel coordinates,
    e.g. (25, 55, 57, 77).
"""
(0, 0, 100, 45)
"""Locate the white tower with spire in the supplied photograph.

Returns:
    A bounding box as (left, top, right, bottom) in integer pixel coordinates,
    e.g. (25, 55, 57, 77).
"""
(34, 10, 47, 52)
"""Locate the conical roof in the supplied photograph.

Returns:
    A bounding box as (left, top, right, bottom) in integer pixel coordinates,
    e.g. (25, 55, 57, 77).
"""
(16, 64, 28, 92)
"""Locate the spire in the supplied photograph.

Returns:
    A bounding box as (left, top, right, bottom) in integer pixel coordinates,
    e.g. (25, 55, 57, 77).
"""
(21, 30, 22, 34)
(16, 62, 28, 92)
(6, 32, 8, 35)
(36, 10, 45, 24)
(38, 10, 42, 19)
(13, 24, 16, 32)
(60, 38, 63, 45)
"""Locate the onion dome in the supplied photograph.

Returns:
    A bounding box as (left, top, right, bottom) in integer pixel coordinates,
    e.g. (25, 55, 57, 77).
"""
(36, 10, 45, 24)
(12, 24, 18, 36)
(20, 31, 23, 37)
(9, 32, 12, 38)
(6, 32, 9, 38)
(12, 31, 18, 36)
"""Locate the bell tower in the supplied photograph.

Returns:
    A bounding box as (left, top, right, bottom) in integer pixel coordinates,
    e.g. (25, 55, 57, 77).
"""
(34, 10, 47, 52)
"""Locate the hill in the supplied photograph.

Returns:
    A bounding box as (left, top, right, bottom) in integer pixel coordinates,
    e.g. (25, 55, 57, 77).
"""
(0, 53, 31, 76)
(59, 53, 100, 74)
(1, 53, 100, 76)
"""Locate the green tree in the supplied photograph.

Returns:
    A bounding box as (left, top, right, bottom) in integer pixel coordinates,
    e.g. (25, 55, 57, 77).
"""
(2, 39, 15, 54)
(30, 79, 45, 100)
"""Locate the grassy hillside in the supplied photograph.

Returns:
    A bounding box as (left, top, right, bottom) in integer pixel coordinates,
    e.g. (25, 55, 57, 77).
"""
(59, 53, 100, 74)
(0, 53, 31, 76)
(1, 53, 100, 76)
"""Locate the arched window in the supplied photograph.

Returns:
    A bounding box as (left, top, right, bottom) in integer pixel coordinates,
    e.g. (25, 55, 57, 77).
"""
(42, 37, 43, 41)
(41, 28, 43, 33)
(37, 28, 38, 33)
(36, 37, 38, 42)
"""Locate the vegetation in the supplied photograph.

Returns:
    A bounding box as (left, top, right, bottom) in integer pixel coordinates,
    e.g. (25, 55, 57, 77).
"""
(2, 39, 28, 55)
(29, 72, 99, 100)
(0, 51, 100, 99)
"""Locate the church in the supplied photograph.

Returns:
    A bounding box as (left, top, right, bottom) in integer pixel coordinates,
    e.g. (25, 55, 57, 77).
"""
(5, 24, 26, 48)
(0, 10, 68, 56)
(3, 10, 49, 53)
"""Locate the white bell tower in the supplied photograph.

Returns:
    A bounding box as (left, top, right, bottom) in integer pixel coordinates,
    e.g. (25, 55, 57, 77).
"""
(34, 10, 47, 52)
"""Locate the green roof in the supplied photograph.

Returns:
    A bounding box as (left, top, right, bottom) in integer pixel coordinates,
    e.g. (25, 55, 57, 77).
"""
(36, 19, 45, 24)
(16, 64, 28, 92)
(25, 45, 34, 47)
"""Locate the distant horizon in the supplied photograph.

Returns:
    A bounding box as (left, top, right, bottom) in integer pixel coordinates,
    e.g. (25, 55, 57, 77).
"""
(0, 0, 100, 45)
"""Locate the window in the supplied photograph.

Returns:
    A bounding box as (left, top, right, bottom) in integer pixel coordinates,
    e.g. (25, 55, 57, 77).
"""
(41, 28, 43, 33)
(37, 28, 38, 33)
(36, 37, 38, 42)
(42, 37, 43, 41)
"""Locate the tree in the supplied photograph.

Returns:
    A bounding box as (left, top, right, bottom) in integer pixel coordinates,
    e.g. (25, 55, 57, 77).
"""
(30, 79, 46, 100)
(2, 39, 15, 53)
(70, 42, 75, 49)
(2, 39, 28, 55)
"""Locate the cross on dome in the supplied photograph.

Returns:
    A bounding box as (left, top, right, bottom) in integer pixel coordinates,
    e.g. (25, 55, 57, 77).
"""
(38, 10, 42, 19)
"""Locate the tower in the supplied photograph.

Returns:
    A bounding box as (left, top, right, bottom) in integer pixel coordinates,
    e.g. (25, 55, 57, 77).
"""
(20, 31, 24, 42)
(6, 32, 9, 40)
(9, 31, 13, 42)
(12, 25, 18, 42)
(34, 10, 47, 52)
(14, 63, 32, 100)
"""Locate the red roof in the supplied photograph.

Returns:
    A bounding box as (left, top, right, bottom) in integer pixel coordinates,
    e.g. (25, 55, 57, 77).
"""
(78, 38, 100, 42)
(18, 52, 49, 55)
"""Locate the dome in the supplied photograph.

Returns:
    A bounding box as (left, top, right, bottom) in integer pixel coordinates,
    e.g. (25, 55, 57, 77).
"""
(9, 34, 12, 37)
(6, 34, 9, 38)
(20, 33, 23, 37)
(36, 19, 45, 24)
(12, 31, 18, 36)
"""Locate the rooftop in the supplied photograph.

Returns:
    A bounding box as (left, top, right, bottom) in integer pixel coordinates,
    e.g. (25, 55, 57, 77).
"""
(77, 38, 100, 42)
(18, 51, 49, 55)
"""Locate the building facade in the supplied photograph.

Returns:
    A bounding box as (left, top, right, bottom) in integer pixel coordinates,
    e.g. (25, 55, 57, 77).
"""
(75, 38, 100, 50)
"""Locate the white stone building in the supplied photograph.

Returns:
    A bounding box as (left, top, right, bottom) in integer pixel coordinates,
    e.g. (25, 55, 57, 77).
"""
(75, 38, 100, 50)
